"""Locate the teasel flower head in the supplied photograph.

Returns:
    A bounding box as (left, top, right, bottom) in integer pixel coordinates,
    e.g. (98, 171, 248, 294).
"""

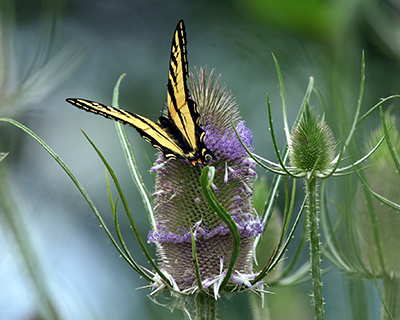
(148, 68, 264, 297)
(289, 105, 335, 179)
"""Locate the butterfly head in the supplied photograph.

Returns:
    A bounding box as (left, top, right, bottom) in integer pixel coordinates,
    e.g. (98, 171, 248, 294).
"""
(189, 149, 214, 166)
(191, 159, 203, 166)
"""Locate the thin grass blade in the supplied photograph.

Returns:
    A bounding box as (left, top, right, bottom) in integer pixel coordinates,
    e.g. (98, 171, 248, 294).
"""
(111, 74, 156, 229)
(82, 130, 172, 287)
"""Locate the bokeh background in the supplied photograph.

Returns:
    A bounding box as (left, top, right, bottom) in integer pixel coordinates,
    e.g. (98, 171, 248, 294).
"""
(1, 0, 399, 319)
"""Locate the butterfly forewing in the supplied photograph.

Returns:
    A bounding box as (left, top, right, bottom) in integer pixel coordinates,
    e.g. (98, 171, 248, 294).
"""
(66, 20, 213, 165)
(167, 20, 199, 154)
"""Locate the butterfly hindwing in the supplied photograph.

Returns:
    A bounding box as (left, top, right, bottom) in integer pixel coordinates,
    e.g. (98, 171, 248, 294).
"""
(66, 20, 213, 165)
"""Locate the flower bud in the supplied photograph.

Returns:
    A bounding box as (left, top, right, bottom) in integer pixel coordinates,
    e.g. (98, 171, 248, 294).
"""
(289, 106, 335, 178)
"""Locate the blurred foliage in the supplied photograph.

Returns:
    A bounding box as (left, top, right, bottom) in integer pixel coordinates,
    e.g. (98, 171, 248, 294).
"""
(357, 111, 400, 278)
(235, 0, 350, 42)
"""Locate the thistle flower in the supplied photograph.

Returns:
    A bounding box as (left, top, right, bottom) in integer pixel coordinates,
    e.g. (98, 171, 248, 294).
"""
(148, 68, 263, 297)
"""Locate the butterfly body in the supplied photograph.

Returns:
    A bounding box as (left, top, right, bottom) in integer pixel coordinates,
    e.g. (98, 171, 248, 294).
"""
(66, 20, 213, 166)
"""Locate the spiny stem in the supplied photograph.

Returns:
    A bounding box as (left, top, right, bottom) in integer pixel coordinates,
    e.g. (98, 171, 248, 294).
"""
(196, 292, 217, 320)
(306, 177, 325, 320)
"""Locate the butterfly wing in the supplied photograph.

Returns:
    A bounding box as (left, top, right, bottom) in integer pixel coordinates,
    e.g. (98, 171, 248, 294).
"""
(66, 20, 213, 165)
(166, 20, 212, 164)
(66, 98, 187, 160)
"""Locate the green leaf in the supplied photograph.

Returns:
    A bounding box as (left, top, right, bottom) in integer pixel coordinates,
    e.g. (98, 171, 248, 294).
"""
(105, 170, 137, 266)
(271, 52, 289, 142)
(200, 165, 241, 290)
(82, 130, 172, 288)
(253, 181, 305, 284)
(191, 226, 204, 292)
(380, 107, 400, 173)
(111, 74, 156, 229)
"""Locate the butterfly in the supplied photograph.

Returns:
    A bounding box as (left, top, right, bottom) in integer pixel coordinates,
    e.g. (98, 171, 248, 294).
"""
(66, 20, 213, 166)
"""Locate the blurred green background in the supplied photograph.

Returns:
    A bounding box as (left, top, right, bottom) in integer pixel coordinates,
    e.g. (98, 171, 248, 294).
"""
(1, 0, 399, 319)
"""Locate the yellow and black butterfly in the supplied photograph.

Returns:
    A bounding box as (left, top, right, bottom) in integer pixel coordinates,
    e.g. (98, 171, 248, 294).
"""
(66, 20, 213, 166)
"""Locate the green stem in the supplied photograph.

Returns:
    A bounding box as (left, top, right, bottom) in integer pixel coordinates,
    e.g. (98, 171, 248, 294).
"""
(382, 276, 400, 320)
(306, 177, 325, 320)
(195, 292, 217, 320)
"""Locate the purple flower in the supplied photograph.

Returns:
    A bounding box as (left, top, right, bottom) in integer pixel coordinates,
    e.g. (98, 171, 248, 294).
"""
(148, 68, 263, 295)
